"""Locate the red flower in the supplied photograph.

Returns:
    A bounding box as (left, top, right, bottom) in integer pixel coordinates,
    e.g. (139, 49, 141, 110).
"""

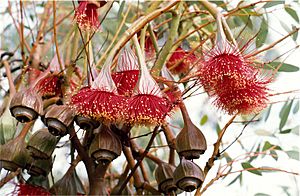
(166, 47, 197, 75)
(199, 14, 270, 114)
(71, 56, 127, 123)
(71, 88, 127, 122)
(124, 43, 172, 125)
(199, 41, 256, 95)
(75, 1, 103, 31)
(15, 184, 50, 196)
(112, 46, 140, 97)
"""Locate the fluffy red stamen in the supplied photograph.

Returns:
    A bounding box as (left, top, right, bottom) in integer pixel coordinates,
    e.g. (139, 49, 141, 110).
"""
(213, 76, 269, 114)
(199, 15, 270, 114)
(126, 94, 171, 125)
(15, 184, 50, 196)
(75, 1, 100, 31)
(71, 88, 127, 122)
(166, 47, 197, 75)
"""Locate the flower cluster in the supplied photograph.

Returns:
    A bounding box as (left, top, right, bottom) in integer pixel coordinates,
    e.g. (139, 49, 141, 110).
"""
(198, 15, 270, 114)
(71, 46, 172, 126)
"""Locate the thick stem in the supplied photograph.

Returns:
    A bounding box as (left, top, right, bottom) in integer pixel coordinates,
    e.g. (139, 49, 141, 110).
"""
(162, 125, 176, 165)
(89, 162, 110, 195)
(68, 126, 95, 195)
(152, 5, 181, 76)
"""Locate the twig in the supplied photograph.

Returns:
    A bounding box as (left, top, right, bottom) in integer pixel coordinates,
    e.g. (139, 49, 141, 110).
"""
(96, 4, 132, 67)
(3, 60, 16, 97)
(245, 27, 299, 58)
(19, 1, 26, 65)
(53, 1, 64, 71)
(0, 168, 21, 188)
(152, 4, 182, 76)
(118, 126, 160, 194)
(219, 114, 258, 155)
(196, 115, 237, 195)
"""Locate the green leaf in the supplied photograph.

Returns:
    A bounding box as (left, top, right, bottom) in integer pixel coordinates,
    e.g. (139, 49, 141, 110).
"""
(280, 129, 292, 134)
(0, 108, 17, 144)
(279, 100, 294, 130)
(285, 6, 299, 22)
(256, 19, 268, 48)
(117, 1, 126, 19)
(241, 162, 262, 176)
(293, 101, 299, 114)
(286, 150, 299, 160)
(270, 150, 278, 161)
(264, 104, 272, 121)
(200, 115, 208, 125)
(292, 25, 298, 41)
(249, 143, 261, 163)
(255, 193, 271, 196)
(227, 174, 240, 186)
(215, 123, 221, 134)
(280, 20, 292, 33)
(263, 1, 284, 8)
(263, 62, 299, 72)
(262, 141, 273, 151)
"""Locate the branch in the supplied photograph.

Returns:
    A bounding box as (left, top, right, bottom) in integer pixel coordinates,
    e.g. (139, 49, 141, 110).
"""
(152, 4, 181, 76)
(201, 166, 299, 195)
(95, 0, 180, 68)
(118, 126, 159, 194)
(0, 169, 21, 188)
(196, 115, 237, 195)
(52, 1, 64, 71)
(68, 126, 94, 177)
(245, 27, 299, 58)
(3, 60, 16, 98)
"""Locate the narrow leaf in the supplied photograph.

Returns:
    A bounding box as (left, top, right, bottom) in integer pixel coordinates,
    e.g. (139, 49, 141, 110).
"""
(256, 19, 268, 48)
(285, 6, 299, 22)
(286, 150, 299, 160)
(263, 62, 299, 72)
(279, 100, 294, 130)
(264, 104, 272, 121)
(255, 193, 271, 196)
(262, 141, 273, 151)
(292, 25, 298, 41)
(227, 174, 240, 186)
(270, 150, 278, 161)
(263, 1, 284, 8)
(241, 162, 262, 176)
(280, 129, 292, 134)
